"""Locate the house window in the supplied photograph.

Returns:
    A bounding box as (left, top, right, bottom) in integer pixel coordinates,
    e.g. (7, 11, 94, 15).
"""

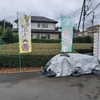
(37, 33, 40, 39)
(42, 23, 48, 28)
(37, 23, 40, 27)
(31, 34, 33, 38)
(42, 23, 45, 28)
(46, 23, 48, 28)
(47, 34, 50, 39)
(41, 36, 46, 39)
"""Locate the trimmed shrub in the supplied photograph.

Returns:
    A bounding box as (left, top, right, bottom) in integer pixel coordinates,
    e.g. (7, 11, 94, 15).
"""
(0, 54, 54, 68)
(75, 48, 93, 54)
(32, 39, 61, 43)
(76, 36, 84, 43)
(2, 27, 13, 44)
(73, 35, 93, 43)
(13, 34, 18, 43)
(84, 35, 93, 43)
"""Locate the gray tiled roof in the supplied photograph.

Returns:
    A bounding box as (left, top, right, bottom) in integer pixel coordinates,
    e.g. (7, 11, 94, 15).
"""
(14, 16, 58, 23)
(31, 16, 58, 23)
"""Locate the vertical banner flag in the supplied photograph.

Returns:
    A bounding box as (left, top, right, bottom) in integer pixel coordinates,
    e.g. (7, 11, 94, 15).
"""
(61, 15, 73, 52)
(18, 13, 31, 53)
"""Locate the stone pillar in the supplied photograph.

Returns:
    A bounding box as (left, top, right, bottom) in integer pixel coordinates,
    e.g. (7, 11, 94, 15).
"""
(93, 27, 100, 60)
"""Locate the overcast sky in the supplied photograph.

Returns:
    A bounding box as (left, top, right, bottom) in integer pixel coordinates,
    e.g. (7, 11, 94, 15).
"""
(0, 0, 100, 30)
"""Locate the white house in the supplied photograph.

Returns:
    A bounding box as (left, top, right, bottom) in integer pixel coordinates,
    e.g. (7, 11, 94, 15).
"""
(13, 16, 60, 39)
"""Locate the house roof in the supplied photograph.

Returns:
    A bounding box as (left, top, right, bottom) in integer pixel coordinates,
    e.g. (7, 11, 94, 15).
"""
(14, 16, 58, 23)
(86, 24, 100, 33)
(87, 24, 100, 29)
(31, 16, 58, 23)
(13, 28, 60, 34)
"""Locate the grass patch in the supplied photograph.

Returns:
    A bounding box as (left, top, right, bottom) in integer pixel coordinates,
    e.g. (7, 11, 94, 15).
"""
(0, 43, 93, 55)
(0, 43, 93, 67)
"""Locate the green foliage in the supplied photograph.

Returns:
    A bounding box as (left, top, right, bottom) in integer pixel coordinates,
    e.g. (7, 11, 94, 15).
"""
(0, 38, 2, 44)
(0, 20, 13, 29)
(75, 36, 84, 43)
(0, 26, 3, 36)
(2, 27, 13, 43)
(32, 39, 61, 43)
(73, 26, 80, 36)
(0, 55, 54, 68)
(75, 49, 93, 54)
(73, 35, 93, 43)
(0, 43, 93, 68)
(13, 34, 18, 43)
(0, 55, 19, 67)
(84, 35, 93, 43)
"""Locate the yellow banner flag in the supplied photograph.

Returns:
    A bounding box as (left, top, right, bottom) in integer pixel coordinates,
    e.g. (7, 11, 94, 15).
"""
(18, 13, 32, 53)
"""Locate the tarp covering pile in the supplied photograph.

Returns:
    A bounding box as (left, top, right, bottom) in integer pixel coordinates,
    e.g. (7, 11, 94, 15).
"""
(41, 53, 100, 77)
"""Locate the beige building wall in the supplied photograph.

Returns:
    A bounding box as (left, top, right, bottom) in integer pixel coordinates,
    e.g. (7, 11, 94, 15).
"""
(32, 33, 59, 39)
(50, 34, 59, 39)
(31, 22, 55, 30)
(13, 31, 59, 39)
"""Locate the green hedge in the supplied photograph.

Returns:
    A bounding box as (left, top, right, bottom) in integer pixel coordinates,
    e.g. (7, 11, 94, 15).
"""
(32, 36, 93, 43)
(75, 48, 93, 54)
(73, 37, 84, 43)
(0, 55, 54, 68)
(13, 34, 18, 43)
(73, 35, 93, 43)
(8, 35, 94, 43)
(32, 39, 61, 43)
(0, 48, 93, 68)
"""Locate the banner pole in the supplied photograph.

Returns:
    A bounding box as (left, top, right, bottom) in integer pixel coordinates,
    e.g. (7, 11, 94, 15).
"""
(0, 38, 2, 66)
(17, 12, 22, 72)
(61, 14, 62, 53)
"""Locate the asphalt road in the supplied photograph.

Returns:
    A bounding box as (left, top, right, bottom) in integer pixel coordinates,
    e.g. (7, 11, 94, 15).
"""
(0, 72, 100, 100)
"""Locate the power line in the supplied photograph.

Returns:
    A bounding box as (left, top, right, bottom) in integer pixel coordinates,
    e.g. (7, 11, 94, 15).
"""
(88, 0, 93, 10)
(77, 0, 85, 33)
(94, 12, 100, 18)
(86, 3, 100, 17)
(76, 2, 100, 31)
(67, 8, 81, 16)
(53, 8, 82, 20)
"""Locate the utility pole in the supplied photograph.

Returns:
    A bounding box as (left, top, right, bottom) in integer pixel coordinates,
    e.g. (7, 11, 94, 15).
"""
(77, 0, 85, 36)
(83, 0, 86, 36)
(77, 0, 86, 36)
(92, 12, 94, 36)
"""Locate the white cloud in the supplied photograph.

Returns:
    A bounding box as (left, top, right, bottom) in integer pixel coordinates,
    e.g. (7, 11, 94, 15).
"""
(0, 0, 100, 29)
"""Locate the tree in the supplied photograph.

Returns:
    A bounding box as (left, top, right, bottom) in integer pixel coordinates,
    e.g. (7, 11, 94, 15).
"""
(0, 20, 13, 29)
(73, 26, 80, 36)
(2, 27, 13, 43)
(0, 26, 3, 36)
(55, 26, 62, 31)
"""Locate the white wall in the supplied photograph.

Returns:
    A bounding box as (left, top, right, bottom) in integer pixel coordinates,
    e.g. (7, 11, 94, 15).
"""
(31, 22, 55, 30)
(32, 33, 59, 39)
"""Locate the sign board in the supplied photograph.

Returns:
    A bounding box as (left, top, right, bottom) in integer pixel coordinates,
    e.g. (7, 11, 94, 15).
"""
(18, 13, 32, 53)
(61, 15, 73, 52)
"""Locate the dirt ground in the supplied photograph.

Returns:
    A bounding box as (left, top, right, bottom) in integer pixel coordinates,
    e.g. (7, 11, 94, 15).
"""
(0, 67, 41, 74)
